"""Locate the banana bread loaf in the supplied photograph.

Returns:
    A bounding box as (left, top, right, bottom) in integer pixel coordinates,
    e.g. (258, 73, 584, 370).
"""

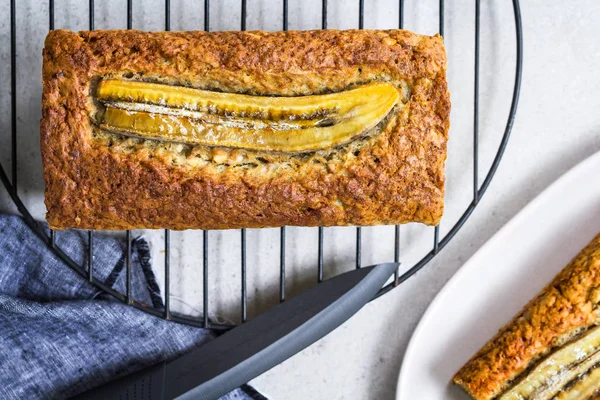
(41, 29, 449, 230)
(454, 232, 600, 400)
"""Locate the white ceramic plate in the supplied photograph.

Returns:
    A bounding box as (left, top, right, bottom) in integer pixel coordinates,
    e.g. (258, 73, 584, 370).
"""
(396, 150, 600, 400)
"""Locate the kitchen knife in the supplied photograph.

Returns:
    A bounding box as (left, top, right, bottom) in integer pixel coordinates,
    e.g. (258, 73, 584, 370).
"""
(73, 262, 399, 400)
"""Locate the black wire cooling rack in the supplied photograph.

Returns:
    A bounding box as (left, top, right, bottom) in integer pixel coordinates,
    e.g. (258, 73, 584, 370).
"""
(1, 0, 523, 330)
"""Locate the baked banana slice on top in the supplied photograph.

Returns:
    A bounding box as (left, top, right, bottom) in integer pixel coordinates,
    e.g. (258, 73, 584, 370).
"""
(96, 80, 400, 152)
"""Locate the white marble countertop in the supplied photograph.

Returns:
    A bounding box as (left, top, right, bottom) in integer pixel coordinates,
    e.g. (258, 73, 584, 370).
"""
(1, 1, 599, 399)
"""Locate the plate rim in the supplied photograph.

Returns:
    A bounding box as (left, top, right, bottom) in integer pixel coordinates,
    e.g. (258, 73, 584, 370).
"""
(396, 149, 600, 400)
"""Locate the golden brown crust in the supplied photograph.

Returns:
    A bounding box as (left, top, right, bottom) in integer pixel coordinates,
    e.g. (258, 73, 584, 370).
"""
(453, 233, 600, 400)
(41, 29, 449, 230)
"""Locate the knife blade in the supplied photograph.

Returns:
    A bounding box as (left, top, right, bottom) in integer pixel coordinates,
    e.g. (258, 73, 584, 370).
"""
(73, 262, 398, 400)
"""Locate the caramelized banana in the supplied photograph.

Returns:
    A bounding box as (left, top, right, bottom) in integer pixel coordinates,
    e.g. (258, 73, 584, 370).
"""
(97, 79, 395, 120)
(96, 80, 399, 152)
(105, 101, 336, 130)
(500, 326, 600, 400)
(554, 365, 600, 400)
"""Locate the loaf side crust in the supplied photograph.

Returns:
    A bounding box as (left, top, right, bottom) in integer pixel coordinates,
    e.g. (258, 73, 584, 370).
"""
(453, 233, 600, 400)
(41, 29, 449, 230)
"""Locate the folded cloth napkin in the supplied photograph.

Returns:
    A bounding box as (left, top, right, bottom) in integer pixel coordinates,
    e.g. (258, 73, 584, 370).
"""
(0, 214, 266, 400)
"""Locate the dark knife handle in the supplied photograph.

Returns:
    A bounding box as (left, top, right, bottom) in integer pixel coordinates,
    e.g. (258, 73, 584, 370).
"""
(70, 362, 166, 400)
(72, 262, 398, 400)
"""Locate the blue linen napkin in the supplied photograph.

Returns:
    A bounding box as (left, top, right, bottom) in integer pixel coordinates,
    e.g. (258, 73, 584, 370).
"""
(0, 214, 266, 400)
